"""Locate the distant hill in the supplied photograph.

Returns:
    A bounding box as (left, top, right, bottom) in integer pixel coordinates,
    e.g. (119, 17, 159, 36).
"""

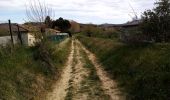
(69, 20, 80, 33)
(99, 20, 141, 28)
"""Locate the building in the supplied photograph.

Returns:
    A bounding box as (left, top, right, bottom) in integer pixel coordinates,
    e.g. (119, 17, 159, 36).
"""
(45, 28, 69, 42)
(0, 23, 36, 46)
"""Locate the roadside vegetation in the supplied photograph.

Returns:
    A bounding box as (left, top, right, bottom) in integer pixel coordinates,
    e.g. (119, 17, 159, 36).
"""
(0, 39, 71, 100)
(80, 24, 120, 39)
(77, 35, 170, 100)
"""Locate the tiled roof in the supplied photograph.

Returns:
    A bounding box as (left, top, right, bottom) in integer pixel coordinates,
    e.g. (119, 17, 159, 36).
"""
(0, 23, 28, 32)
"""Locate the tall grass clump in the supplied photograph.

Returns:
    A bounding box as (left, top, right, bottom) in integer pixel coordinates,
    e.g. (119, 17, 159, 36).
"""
(0, 38, 71, 100)
(77, 35, 170, 100)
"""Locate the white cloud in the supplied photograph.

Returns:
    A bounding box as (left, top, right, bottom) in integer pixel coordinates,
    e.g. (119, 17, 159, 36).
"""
(0, 0, 155, 24)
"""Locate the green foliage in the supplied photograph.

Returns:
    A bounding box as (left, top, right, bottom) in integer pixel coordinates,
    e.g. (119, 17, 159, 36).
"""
(45, 16, 52, 28)
(141, 0, 170, 42)
(0, 39, 71, 100)
(52, 17, 71, 32)
(77, 36, 170, 100)
(81, 25, 119, 39)
(119, 27, 148, 43)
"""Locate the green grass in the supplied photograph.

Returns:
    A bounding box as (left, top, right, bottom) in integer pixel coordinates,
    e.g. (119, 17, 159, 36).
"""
(77, 35, 170, 100)
(0, 39, 71, 100)
(78, 43, 110, 100)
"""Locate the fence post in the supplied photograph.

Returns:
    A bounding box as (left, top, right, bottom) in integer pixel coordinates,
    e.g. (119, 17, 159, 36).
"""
(17, 24, 23, 45)
(8, 20, 14, 46)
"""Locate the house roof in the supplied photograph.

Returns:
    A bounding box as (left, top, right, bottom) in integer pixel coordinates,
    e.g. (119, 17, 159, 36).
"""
(0, 23, 29, 33)
(46, 28, 60, 33)
(45, 28, 61, 36)
(0, 23, 29, 36)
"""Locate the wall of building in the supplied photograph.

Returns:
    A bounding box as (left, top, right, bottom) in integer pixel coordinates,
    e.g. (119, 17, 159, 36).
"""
(0, 33, 36, 46)
(0, 36, 18, 46)
(27, 33, 36, 46)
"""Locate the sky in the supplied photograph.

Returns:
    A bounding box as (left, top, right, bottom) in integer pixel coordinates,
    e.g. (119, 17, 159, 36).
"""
(0, 0, 155, 24)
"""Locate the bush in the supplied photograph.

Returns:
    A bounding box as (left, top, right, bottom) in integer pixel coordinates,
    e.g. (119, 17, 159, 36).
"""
(141, 0, 170, 42)
(119, 28, 150, 44)
(80, 25, 119, 39)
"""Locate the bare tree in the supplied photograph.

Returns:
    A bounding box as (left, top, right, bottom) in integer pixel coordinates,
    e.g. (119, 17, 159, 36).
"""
(25, 0, 54, 38)
(26, 0, 54, 23)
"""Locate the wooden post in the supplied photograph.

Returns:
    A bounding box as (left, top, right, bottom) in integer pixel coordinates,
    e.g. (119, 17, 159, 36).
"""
(8, 20, 14, 46)
(17, 24, 23, 45)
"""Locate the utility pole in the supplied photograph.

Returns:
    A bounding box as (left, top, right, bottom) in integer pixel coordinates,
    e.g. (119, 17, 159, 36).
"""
(17, 24, 23, 45)
(8, 20, 14, 46)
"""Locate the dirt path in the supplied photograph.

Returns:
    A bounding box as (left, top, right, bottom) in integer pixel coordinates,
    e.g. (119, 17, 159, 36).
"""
(46, 40, 74, 100)
(77, 40, 125, 100)
(47, 39, 125, 100)
(65, 40, 89, 100)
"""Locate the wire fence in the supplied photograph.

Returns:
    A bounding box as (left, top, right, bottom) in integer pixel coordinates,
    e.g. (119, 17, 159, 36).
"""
(0, 20, 23, 46)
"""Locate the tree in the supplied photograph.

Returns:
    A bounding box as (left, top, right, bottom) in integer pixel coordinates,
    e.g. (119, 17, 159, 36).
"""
(52, 17, 71, 32)
(26, 0, 54, 38)
(26, 0, 53, 23)
(45, 16, 52, 28)
(141, 0, 170, 42)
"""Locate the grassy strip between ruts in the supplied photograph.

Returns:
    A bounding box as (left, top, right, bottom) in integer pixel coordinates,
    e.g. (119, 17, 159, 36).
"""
(0, 38, 71, 100)
(65, 40, 77, 100)
(77, 41, 110, 100)
(77, 35, 170, 100)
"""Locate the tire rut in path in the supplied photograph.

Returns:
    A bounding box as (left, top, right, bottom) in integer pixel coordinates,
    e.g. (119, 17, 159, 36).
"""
(46, 41, 74, 100)
(77, 40, 126, 100)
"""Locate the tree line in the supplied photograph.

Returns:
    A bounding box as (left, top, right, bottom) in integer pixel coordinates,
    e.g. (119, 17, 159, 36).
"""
(45, 17, 71, 32)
